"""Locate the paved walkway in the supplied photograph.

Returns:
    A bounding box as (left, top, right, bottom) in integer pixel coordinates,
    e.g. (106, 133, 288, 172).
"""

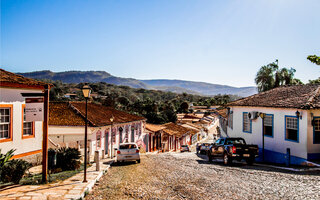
(0, 158, 113, 200)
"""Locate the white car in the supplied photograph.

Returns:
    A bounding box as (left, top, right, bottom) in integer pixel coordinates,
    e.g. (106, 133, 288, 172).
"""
(116, 143, 140, 163)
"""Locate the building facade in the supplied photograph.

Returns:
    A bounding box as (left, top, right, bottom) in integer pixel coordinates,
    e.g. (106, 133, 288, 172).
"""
(226, 85, 320, 165)
(49, 102, 147, 157)
(0, 69, 51, 164)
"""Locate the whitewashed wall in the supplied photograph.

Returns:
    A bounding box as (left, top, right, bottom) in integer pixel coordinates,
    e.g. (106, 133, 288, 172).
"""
(49, 120, 146, 156)
(0, 87, 43, 156)
(307, 109, 320, 155)
(227, 106, 308, 160)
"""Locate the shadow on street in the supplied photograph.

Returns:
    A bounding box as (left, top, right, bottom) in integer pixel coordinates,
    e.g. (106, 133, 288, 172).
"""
(194, 152, 320, 176)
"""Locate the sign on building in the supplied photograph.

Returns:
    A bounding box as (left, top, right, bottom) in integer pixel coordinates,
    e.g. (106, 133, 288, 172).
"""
(25, 97, 44, 121)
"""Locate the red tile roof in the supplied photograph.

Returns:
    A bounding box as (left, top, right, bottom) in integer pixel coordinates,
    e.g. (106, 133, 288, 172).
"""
(145, 123, 165, 132)
(228, 85, 320, 109)
(213, 108, 228, 119)
(0, 68, 52, 89)
(70, 102, 146, 126)
(49, 102, 146, 126)
(162, 122, 197, 137)
(49, 102, 86, 126)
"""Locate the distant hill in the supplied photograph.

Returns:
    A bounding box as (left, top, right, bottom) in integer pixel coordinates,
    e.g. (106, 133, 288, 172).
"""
(19, 70, 257, 97)
(141, 79, 257, 96)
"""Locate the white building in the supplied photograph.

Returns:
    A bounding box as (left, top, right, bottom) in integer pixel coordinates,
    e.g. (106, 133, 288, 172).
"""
(226, 85, 320, 165)
(0, 69, 51, 164)
(49, 101, 147, 157)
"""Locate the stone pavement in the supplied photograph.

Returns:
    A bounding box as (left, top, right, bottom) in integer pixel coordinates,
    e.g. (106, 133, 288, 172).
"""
(0, 158, 113, 200)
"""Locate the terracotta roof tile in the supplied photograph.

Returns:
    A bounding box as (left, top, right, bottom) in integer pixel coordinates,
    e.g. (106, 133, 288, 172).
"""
(162, 122, 197, 137)
(49, 102, 85, 126)
(0, 68, 52, 89)
(228, 85, 320, 109)
(49, 102, 146, 126)
(70, 102, 146, 126)
(214, 108, 228, 119)
(145, 123, 165, 132)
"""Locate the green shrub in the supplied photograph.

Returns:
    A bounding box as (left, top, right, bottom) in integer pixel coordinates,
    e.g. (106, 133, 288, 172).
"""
(0, 149, 15, 169)
(0, 159, 32, 184)
(56, 147, 81, 171)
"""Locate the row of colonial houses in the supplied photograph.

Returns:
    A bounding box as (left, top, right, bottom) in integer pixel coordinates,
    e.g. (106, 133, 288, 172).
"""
(145, 123, 198, 153)
(217, 84, 320, 165)
(0, 69, 199, 164)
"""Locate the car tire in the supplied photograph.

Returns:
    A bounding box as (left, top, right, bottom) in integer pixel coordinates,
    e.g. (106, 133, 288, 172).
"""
(246, 157, 254, 165)
(207, 152, 213, 163)
(137, 159, 140, 163)
(223, 153, 232, 165)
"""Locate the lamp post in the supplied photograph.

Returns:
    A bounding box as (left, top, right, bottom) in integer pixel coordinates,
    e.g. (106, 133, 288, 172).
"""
(259, 112, 265, 162)
(110, 115, 114, 158)
(82, 85, 91, 182)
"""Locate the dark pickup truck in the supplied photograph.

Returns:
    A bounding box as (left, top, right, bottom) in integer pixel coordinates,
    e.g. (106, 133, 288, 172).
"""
(206, 137, 259, 165)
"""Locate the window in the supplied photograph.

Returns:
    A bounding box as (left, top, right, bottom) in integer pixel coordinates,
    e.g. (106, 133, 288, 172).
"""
(314, 117, 320, 144)
(243, 112, 252, 133)
(264, 114, 273, 137)
(228, 112, 233, 129)
(0, 107, 11, 140)
(96, 131, 101, 148)
(285, 116, 299, 142)
(131, 128, 135, 142)
(22, 106, 34, 138)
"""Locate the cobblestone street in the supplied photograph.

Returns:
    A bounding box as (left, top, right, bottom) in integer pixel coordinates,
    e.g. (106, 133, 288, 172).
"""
(86, 152, 320, 200)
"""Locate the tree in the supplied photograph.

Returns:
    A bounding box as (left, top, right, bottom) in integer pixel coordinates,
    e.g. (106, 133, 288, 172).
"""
(307, 55, 320, 65)
(255, 60, 300, 93)
(255, 62, 277, 92)
(179, 101, 189, 113)
(309, 78, 320, 84)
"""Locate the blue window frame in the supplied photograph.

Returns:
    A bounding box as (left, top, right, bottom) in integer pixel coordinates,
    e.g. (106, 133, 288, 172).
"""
(243, 112, 252, 133)
(263, 114, 274, 138)
(313, 117, 320, 144)
(284, 115, 299, 143)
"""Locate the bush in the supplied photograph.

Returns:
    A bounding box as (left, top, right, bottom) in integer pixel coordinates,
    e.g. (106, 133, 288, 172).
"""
(55, 147, 81, 171)
(0, 149, 15, 169)
(0, 159, 32, 184)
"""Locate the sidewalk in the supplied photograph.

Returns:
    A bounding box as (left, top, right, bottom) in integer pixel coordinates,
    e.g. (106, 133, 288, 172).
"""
(0, 158, 113, 200)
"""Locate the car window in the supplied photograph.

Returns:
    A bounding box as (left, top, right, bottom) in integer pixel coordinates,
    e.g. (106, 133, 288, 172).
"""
(225, 138, 245, 145)
(219, 139, 225, 145)
(226, 140, 233, 145)
(215, 139, 220, 144)
(119, 144, 137, 149)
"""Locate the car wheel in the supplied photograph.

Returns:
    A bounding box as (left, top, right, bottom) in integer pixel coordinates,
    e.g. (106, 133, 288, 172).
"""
(207, 152, 213, 163)
(246, 157, 254, 165)
(223, 153, 232, 165)
(137, 159, 140, 163)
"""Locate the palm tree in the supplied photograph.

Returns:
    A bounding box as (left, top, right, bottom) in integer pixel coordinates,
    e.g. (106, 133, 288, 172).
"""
(307, 55, 320, 65)
(255, 60, 300, 93)
(255, 62, 277, 92)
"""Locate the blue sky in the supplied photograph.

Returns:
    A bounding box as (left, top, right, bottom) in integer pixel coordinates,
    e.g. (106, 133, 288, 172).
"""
(1, 0, 319, 87)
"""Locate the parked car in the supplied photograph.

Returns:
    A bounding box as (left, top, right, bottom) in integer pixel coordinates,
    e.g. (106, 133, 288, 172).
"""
(116, 143, 140, 163)
(180, 145, 190, 152)
(199, 143, 212, 154)
(206, 137, 259, 165)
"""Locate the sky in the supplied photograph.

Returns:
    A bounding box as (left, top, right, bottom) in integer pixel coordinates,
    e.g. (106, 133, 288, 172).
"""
(1, 0, 320, 87)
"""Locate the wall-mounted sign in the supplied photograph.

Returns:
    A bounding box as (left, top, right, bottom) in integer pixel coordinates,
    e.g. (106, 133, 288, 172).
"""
(25, 97, 44, 121)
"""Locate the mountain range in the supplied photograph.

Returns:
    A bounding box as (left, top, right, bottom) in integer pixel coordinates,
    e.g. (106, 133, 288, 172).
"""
(19, 70, 257, 97)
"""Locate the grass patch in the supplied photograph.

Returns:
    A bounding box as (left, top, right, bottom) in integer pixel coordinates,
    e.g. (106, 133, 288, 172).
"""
(19, 164, 86, 185)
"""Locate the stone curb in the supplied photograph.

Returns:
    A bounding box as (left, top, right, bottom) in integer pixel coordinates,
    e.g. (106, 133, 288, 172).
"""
(75, 161, 113, 200)
(254, 163, 320, 172)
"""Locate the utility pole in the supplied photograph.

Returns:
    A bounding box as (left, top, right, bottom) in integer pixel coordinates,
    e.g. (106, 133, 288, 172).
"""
(42, 84, 49, 183)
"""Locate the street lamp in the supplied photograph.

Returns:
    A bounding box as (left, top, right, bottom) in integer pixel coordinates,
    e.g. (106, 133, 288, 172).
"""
(110, 115, 114, 158)
(82, 85, 91, 182)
